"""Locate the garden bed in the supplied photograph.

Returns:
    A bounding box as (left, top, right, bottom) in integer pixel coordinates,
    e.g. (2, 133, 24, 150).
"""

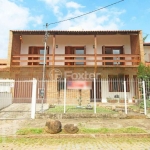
(46, 106, 115, 114)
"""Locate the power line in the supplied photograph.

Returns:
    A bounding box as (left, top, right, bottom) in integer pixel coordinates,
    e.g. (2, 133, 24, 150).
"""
(48, 0, 124, 25)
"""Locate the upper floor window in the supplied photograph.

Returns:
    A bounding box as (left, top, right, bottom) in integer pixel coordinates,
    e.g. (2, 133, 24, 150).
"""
(39, 49, 48, 65)
(65, 46, 86, 65)
(28, 46, 49, 65)
(75, 49, 84, 65)
(102, 46, 124, 65)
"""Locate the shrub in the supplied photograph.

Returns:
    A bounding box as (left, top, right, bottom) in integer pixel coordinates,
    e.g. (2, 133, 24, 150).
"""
(139, 100, 150, 108)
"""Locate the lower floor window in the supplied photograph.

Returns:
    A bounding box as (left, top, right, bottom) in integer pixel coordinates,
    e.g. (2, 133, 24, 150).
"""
(108, 75, 129, 92)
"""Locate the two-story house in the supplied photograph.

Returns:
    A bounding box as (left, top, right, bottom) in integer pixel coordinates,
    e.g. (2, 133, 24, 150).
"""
(0, 30, 144, 104)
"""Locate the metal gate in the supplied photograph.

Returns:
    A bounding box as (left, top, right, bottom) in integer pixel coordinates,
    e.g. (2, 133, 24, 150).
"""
(0, 79, 33, 119)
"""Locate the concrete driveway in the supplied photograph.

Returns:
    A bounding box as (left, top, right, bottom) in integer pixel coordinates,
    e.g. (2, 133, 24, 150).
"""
(0, 103, 49, 119)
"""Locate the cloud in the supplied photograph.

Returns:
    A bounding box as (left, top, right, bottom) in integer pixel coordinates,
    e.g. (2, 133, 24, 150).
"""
(29, 15, 43, 27)
(40, 0, 66, 15)
(131, 16, 136, 20)
(40, 0, 124, 31)
(53, 7, 125, 30)
(9, 0, 24, 2)
(0, 0, 43, 58)
(66, 1, 84, 9)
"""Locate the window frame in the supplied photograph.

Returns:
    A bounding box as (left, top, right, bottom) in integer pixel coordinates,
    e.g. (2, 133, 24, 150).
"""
(108, 74, 130, 92)
(102, 46, 124, 65)
(65, 46, 86, 66)
(28, 46, 49, 65)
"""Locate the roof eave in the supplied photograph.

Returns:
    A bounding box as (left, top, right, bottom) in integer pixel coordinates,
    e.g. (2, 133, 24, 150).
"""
(11, 30, 141, 35)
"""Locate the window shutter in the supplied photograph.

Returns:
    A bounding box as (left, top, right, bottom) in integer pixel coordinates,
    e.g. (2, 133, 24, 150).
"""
(65, 46, 71, 65)
(102, 46, 105, 65)
(84, 46, 86, 65)
(28, 47, 33, 65)
(70, 47, 74, 65)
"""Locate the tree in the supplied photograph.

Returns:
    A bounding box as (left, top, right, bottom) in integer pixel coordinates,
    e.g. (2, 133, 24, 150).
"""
(137, 63, 150, 80)
(143, 34, 148, 42)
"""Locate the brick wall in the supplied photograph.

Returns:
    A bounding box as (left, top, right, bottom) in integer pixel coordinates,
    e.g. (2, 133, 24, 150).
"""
(11, 34, 21, 66)
(0, 67, 138, 105)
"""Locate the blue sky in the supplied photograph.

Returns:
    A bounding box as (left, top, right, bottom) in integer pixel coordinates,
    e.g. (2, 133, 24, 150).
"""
(0, 0, 150, 58)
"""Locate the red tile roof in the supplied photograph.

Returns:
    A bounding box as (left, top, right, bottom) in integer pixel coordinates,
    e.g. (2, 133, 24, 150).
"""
(144, 43, 150, 46)
(11, 30, 141, 35)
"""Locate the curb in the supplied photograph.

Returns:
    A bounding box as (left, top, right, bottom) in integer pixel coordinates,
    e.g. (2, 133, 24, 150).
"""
(4, 133, 150, 138)
(35, 113, 147, 119)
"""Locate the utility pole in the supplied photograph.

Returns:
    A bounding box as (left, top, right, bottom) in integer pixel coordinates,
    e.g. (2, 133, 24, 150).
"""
(41, 23, 49, 112)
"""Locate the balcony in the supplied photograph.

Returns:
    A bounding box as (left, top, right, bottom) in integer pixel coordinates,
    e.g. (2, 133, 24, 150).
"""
(11, 54, 140, 67)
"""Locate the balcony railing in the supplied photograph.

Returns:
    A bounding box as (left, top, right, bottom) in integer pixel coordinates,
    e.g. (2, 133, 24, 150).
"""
(11, 54, 140, 67)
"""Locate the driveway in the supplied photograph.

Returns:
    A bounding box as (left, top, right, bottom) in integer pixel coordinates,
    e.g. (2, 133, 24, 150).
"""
(0, 103, 49, 119)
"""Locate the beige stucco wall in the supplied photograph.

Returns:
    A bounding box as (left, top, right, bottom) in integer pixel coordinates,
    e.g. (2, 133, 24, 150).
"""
(144, 46, 150, 62)
(20, 34, 132, 66)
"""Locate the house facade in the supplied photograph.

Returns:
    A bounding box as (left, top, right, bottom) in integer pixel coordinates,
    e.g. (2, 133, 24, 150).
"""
(0, 30, 145, 104)
(144, 43, 150, 66)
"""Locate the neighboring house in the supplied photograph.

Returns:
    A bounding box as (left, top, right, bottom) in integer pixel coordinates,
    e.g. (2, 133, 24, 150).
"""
(0, 30, 145, 104)
(0, 59, 9, 72)
(144, 43, 150, 66)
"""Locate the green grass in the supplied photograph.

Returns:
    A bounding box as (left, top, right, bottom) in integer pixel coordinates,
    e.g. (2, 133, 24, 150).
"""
(129, 104, 150, 113)
(16, 128, 44, 135)
(79, 127, 146, 134)
(140, 100, 150, 108)
(16, 126, 146, 135)
(129, 105, 140, 111)
(46, 106, 115, 114)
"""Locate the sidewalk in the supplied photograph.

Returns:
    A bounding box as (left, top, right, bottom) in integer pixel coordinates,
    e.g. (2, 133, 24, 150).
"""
(1, 138, 150, 150)
(1, 118, 150, 150)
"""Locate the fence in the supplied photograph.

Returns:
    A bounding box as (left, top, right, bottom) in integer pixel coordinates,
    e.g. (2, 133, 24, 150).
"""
(0, 79, 36, 119)
(48, 78, 148, 115)
(0, 80, 14, 110)
(0, 78, 149, 119)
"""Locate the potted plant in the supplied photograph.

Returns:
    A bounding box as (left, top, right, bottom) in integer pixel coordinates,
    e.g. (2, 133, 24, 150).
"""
(107, 97, 118, 103)
(132, 96, 138, 103)
(119, 98, 128, 103)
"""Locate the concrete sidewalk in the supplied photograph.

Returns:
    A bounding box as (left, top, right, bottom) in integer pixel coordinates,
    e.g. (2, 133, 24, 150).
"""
(1, 118, 150, 150)
(0, 138, 150, 150)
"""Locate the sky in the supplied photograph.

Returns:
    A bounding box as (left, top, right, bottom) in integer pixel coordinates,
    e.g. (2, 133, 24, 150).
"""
(0, 0, 150, 58)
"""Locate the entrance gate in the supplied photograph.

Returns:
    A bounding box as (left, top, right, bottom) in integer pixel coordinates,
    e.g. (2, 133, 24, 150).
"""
(0, 80, 33, 119)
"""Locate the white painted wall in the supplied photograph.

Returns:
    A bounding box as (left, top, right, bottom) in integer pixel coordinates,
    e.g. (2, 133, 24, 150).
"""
(0, 93, 12, 110)
(0, 80, 14, 110)
(20, 34, 131, 66)
(144, 46, 150, 62)
(101, 79, 135, 103)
